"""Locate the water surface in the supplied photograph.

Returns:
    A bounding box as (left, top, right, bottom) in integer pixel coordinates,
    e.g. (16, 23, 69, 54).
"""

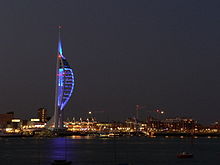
(0, 136, 219, 165)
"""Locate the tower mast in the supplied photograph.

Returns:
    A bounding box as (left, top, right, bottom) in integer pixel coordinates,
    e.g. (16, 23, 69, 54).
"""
(54, 26, 63, 129)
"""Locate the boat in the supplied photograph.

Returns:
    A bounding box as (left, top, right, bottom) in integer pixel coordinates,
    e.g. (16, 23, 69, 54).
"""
(177, 152, 193, 159)
(51, 160, 72, 165)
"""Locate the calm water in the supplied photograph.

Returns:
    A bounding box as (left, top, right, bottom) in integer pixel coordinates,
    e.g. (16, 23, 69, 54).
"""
(0, 136, 219, 165)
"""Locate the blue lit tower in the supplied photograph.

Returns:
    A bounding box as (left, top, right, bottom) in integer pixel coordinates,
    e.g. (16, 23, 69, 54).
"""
(54, 27, 74, 129)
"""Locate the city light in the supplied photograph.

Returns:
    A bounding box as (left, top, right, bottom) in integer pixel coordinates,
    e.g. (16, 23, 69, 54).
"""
(12, 119, 21, 123)
(31, 119, 40, 122)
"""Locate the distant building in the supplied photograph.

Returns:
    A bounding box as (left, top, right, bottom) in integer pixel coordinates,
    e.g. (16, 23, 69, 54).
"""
(26, 118, 45, 129)
(147, 117, 198, 131)
(162, 118, 197, 131)
(11, 118, 22, 129)
(38, 108, 47, 122)
(0, 112, 14, 128)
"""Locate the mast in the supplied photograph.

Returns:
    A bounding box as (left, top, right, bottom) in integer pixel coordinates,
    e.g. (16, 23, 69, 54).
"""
(54, 26, 62, 129)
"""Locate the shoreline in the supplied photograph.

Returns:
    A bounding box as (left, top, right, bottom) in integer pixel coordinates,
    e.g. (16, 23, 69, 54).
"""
(1, 131, 220, 138)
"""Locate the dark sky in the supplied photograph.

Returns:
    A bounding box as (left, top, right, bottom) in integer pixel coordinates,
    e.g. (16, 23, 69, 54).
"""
(0, 0, 220, 123)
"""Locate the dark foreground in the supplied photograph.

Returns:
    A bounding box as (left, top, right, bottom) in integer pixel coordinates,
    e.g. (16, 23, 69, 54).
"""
(0, 136, 219, 165)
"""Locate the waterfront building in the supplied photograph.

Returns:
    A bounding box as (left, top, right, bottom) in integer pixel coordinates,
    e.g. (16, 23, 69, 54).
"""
(11, 118, 22, 129)
(27, 118, 45, 129)
(0, 112, 14, 128)
(147, 117, 198, 132)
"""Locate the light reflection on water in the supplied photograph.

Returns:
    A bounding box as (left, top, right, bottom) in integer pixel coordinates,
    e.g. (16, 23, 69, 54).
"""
(70, 135, 95, 139)
(0, 136, 219, 165)
(50, 137, 70, 161)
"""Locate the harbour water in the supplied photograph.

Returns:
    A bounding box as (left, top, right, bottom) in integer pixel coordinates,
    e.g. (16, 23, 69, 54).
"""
(0, 136, 219, 165)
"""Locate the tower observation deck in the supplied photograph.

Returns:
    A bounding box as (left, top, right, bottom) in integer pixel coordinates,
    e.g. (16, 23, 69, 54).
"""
(53, 27, 74, 130)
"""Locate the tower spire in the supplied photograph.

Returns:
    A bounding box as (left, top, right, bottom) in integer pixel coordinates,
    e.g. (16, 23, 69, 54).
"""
(58, 25, 62, 41)
(58, 25, 64, 58)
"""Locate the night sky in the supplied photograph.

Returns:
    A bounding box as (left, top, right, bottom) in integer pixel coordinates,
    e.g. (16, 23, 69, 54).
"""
(1, 0, 220, 123)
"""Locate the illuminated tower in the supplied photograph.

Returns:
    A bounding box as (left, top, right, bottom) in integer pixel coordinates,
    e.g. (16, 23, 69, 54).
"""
(54, 27, 74, 130)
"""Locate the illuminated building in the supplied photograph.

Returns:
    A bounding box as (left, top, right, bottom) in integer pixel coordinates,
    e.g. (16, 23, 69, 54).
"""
(147, 117, 197, 131)
(38, 108, 47, 122)
(11, 118, 22, 129)
(53, 27, 74, 130)
(161, 118, 196, 131)
(0, 112, 14, 128)
(26, 118, 45, 129)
